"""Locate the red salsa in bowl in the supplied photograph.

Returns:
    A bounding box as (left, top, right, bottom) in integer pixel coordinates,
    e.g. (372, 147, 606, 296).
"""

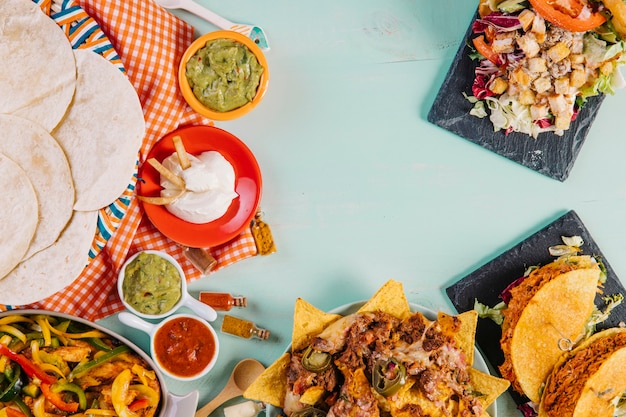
(153, 315, 219, 380)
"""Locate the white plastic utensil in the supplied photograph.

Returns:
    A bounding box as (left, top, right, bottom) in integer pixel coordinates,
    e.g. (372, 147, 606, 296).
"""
(154, 0, 270, 50)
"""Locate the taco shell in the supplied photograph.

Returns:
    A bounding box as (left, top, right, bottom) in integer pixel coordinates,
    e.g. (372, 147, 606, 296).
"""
(506, 263, 601, 402)
(539, 327, 626, 417)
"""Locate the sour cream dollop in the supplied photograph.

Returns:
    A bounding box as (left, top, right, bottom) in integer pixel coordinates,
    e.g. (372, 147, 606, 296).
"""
(160, 151, 238, 224)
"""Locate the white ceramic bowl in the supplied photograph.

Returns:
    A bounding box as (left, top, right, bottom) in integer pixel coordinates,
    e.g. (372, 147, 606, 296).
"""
(118, 312, 220, 381)
(118, 250, 217, 321)
(0, 309, 199, 417)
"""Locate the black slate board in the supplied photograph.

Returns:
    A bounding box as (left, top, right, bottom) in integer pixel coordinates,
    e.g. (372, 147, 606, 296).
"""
(427, 10, 605, 182)
(446, 210, 626, 406)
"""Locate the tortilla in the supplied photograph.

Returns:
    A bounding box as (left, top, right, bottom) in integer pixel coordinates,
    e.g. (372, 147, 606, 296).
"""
(52, 49, 144, 211)
(539, 327, 626, 417)
(0, 210, 98, 305)
(0, 153, 38, 279)
(244, 279, 509, 416)
(0, 114, 75, 259)
(509, 267, 601, 403)
(0, 0, 76, 132)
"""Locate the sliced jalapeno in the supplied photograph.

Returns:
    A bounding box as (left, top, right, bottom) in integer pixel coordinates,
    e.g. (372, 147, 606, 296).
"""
(301, 346, 331, 373)
(291, 407, 327, 417)
(372, 358, 406, 396)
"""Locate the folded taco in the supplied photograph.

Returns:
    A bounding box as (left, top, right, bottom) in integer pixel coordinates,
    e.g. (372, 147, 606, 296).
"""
(498, 255, 603, 403)
(539, 327, 626, 417)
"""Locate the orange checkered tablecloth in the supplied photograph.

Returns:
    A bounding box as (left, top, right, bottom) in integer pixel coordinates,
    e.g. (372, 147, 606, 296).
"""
(9, 0, 258, 320)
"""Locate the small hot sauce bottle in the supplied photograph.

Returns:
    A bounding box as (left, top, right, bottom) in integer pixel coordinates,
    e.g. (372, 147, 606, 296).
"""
(199, 292, 247, 311)
(221, 315, 270, 340)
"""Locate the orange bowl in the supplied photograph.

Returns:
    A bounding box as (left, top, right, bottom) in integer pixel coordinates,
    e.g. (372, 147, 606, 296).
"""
(178, 30, 269, 121)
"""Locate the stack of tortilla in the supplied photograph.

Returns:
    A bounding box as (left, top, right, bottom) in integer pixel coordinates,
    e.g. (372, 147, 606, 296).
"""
(0, 0, 145, 305)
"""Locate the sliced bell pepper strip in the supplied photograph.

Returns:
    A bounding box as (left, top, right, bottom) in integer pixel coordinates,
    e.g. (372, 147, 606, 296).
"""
(472, 35, 501, 66)
(40, 383, 79, 413)
(0, 365, 23, 402)
(111, 369, 138, 417)
(0, 345, 56, 385)
(68, 345, 130, 380)
(5, 408, 28, 417)
(0, 326, 27, 345)
(529, 0, 606, 32)
(129, 384, 159, 407)
(128, 398, 150, 412)
(50, 381, 87, 410)
(11, 397, 33, 417)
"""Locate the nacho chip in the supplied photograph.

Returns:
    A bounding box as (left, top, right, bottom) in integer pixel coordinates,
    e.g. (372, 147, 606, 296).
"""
(243, 353, 291, 408)
(357, 279, 411, 320)
(292, 298, 341, 351)
(438, 310, 478, 366)
(299, 386, 326, 406)
(468, 368, 510, 411)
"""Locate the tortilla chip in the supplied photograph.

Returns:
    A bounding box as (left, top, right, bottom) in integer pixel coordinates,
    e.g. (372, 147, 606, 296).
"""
(292, 298, 341, 351)
(357, 279, 411, 320)
(299, 386, 325, 405)
(438, 310, 478, 366)
(243, 353, 291, 407)
(468, 368, 510, 411)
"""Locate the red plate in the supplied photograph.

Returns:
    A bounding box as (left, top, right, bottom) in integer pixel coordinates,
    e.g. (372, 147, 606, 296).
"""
(138, 125, 262, 248)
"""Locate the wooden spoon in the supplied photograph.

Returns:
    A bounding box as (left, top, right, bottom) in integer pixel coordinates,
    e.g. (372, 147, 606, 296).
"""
(195, 358, 266, 417)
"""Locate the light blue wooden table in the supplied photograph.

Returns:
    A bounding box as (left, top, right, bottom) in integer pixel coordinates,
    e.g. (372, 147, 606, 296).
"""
(100, 1, 626, 416)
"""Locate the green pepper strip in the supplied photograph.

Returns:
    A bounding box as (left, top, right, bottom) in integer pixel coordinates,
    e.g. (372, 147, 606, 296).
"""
(372, 358, 407, 397)
(88, 337, 113, 352)
(69, 345, 130, 380)
(41, 382, 79, 413)
(50, 381, 87, 410)
(0, 365, 23, 401)
(0, 344, 56, 385)
(12, 396, 35, 417)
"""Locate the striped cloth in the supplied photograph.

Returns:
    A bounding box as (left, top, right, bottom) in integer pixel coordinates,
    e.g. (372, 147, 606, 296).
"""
(7, 0, 259, 320)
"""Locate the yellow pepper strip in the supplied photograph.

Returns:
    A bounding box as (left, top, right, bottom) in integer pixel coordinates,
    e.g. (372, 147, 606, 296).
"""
(0, 325, 27, 344)
(130, 384, 160, 407)
(131, 364, 156, 386)
(0, 316, 34, 326)
(30, 341, 67, 379)
(111, 369, 137, 417)
(42, 317, 107, 340)
(83, 410, 117, 416)
(33, 395, 59, 417)
(34, 317, 52, 347)
(30, 340, 42, 363)
(0, 336, 11, 374)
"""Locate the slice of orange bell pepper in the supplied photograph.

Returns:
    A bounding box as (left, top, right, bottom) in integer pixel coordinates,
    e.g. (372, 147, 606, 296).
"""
(529, 0, 606, 32)
(5, 408, 28, 417)
(472, 35, 501, 65)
